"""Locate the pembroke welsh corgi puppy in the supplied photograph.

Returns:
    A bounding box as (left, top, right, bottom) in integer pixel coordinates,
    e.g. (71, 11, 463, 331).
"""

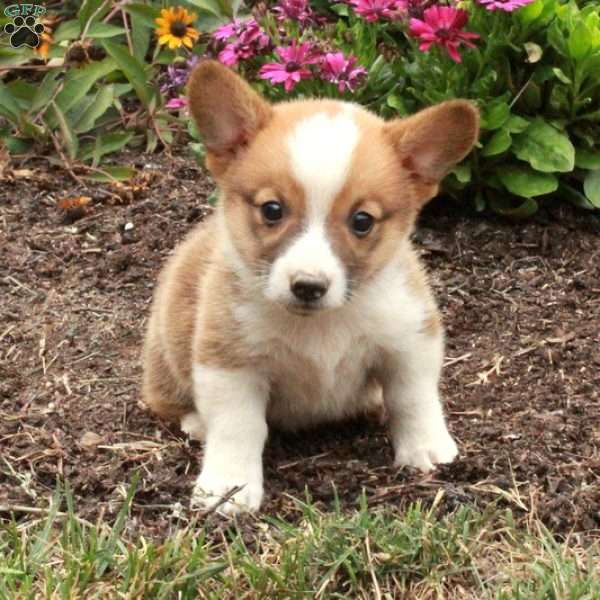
(142, 60, 479, 514)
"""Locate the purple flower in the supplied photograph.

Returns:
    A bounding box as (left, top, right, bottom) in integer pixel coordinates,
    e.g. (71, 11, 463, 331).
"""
(478, 0, 535, 11)
(212, 17, 270, 66)
(259, 41, 321, 92)
(320, 52, 367, 93)
(160, 55, 201, 94)
(349, 0, 407, 22)
(165, 96, 188, 109)
(161, 64, 188, 93)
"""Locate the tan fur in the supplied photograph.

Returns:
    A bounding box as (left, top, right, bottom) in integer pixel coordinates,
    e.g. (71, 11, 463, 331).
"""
(142, 61, 479, 429)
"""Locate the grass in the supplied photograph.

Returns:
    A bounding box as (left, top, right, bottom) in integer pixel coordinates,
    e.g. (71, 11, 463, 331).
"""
(1, 480, 598, 599)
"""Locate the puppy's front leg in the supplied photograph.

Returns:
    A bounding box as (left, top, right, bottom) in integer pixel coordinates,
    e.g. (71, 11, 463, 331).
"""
(382, 331, 458, 472)
(191, 365, 269, 514)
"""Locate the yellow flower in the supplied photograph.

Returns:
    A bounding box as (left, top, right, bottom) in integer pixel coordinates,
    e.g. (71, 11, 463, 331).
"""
(155, 7, 200, 50)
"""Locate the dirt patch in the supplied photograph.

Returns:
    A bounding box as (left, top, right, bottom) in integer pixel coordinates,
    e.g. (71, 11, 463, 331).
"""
(1, 153, 599, 541)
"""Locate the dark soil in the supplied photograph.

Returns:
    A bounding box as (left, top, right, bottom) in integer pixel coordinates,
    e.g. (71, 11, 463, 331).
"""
(1, 152, 599, 541)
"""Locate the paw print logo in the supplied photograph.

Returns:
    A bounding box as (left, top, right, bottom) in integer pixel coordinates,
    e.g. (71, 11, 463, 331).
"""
(4, 15, 45, 49)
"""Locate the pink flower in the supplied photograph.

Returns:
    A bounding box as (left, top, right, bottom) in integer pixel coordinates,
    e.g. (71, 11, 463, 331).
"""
(213, 20, 240, 41)
(165, 96, 188, 109)
(272, 0, 319, 26)
(478, 0, 535, 11)
(259, 42, 320, 92)
(349, 0, 407, 22)
(218, 44, 240, 66)
(212, 18, 270, 66)
(409, 6, 479, 63)
(320, 52, 367, 93)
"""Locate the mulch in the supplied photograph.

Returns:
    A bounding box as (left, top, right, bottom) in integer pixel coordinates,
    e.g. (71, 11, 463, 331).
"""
(1, 151, 599, 542)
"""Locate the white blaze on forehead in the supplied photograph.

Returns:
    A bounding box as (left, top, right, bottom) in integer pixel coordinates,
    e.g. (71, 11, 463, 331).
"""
(287, 109, 359, 219)
(264, 108, 359, 308)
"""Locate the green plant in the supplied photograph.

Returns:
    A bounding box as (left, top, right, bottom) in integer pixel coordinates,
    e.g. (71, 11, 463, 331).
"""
(393, 0, 600, 215)
(0, 1, 230, 181)
(1, 0, 599, 213)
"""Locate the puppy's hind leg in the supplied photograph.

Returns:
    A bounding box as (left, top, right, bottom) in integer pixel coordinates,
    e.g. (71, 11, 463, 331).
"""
(142, 331, 194, 424)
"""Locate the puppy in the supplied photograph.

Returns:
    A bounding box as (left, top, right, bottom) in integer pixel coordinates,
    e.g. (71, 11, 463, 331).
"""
(142, 60, 479, 514)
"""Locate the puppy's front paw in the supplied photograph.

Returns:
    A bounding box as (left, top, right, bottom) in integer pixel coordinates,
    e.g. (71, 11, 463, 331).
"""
(191, 470, 263, 515)
(180, 411, 205, 441)
(393, 427, 458, 472)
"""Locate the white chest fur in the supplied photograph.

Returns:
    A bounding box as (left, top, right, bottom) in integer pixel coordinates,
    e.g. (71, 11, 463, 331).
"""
(231, 259, 428, 429)
(232, 300, 376, 428)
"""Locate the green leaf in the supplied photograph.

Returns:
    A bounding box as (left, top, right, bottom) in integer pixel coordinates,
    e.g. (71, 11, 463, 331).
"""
(559, 183, 595, 210)
(386, 94, 409, 116)
(0, 46, 32, 69)
(230, 0, 244, 17)
(482, 129, 512, 157)
(216, 0, 235, 18)
(505, 115, 530, 134)
(73, 85, 115, 133)
(83, 166, 137, 182)
(0, 81, 22, 124)
(55, 58, 116, 114)
(101, 41, 154, 108)
(481, 101, 510, 131)
(521, 82, 542, 110)
(575, 149, 600, 170)
(187, 0, 224, 18)
(190, 142, 206, 161)
(67, 95, 97, 127)
(79, 131, 135, 162)
(86, 23, 126, 38)
(512, 120, 575, 173)
(207, 187, 219, 206)
(583, 170, 600, 207)
(552, 67, 572, 84)
(489, 196, 539, 218)
(131, 11, 152, 62)
(79, 0, 109, 31)
(331, 2, 350, 16)
(30, 70, 63, 114)
(53, 20, 81, 43)
(518, 0, 543, 25)
(450, 163, 471, 184)
(6, 80, 36, 107)
(497, 166, 558, 197)
(569, 22, 592, 60)
(49, 103, 79, 160)
(0, 134, 33, 154)
(548, 20, 567, 55)
(123, 3, 160, 28)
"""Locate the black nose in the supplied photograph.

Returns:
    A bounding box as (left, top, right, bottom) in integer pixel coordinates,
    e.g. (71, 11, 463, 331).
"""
(291, 277, 329, 303)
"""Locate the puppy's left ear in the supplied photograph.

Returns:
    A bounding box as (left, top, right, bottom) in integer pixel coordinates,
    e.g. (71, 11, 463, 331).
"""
(385, 100, 479, 202)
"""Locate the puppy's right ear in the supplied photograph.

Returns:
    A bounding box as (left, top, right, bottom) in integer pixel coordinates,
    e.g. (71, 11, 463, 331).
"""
(187, 60, 272, 174)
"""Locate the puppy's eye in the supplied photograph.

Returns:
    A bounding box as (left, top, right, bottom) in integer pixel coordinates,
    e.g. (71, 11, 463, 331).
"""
(350, 211, 374, 237)
(261, 200, 283, 225)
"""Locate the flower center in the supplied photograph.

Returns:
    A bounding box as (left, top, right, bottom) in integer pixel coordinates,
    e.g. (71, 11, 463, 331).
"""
(286, 61, 301, 72)
(170, 21, 188, 38)
(436, 27, 450, 40)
